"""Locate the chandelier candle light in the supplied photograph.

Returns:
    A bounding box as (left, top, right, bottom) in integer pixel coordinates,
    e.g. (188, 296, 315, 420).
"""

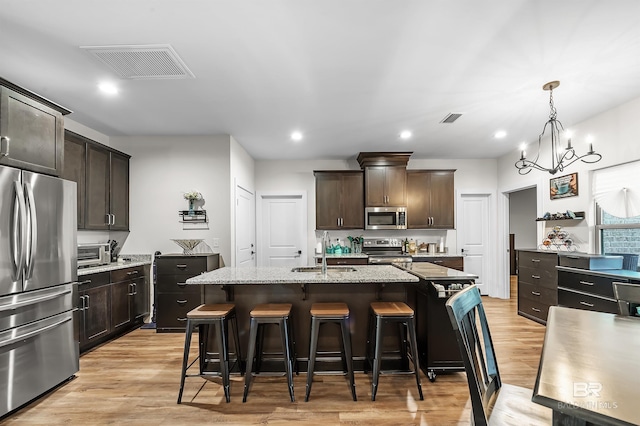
(515, 81, 602, 175)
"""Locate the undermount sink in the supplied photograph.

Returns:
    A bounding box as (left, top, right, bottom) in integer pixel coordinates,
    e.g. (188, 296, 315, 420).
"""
(291, 266, 357, 273)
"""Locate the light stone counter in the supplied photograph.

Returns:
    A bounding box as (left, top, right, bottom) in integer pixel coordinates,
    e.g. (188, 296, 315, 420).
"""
(186, 264, 419, 284)
(78, 255, 151, 276)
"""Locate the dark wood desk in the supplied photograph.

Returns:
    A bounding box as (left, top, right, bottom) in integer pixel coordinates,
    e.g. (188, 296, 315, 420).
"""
(533, 306, 640, 426)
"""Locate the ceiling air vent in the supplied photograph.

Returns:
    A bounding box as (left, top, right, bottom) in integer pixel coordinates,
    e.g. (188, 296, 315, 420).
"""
(79, 44, 195, 79)
(440, 113, 463, 124)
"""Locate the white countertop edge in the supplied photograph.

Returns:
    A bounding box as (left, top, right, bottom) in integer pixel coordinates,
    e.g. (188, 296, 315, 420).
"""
(78, 260, 151, 276)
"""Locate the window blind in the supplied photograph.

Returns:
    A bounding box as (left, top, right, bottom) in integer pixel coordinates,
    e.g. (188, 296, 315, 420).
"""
(593, 161, 640, 218)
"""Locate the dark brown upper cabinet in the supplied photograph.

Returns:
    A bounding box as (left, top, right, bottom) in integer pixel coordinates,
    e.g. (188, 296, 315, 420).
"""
(63, 130, 130, 231)
(315, 171, 364, 230)
(357, 152, 411, 207)
(407, 170, 455, 229)
(0, 78, 71, 176)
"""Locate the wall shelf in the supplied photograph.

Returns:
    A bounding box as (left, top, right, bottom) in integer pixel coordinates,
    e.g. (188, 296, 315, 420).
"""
(178, 210, 208, 223)
(535, 211, 585, 221)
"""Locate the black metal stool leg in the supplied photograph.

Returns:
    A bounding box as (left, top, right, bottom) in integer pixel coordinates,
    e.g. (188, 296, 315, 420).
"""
(231, 313, 244, 374)
(406, 318, 423, 400)
(177, 319, 195, 404)
(281, 318, 295, 402)
(341, 317, 357, 401)
(243, 317, 259, 403)
(371, 315, 383, 401)
(305, 316, 319, 402)
(215, 319, 231, 403)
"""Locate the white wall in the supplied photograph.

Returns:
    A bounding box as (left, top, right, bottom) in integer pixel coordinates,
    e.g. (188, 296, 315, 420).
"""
(109, 135, 232, 262)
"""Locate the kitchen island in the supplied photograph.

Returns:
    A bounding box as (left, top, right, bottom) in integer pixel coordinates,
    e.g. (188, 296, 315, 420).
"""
(187, 263, 475, 375)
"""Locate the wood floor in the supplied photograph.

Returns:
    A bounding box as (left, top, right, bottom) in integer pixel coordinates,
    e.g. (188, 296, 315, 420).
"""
(5, 278, 546, 425)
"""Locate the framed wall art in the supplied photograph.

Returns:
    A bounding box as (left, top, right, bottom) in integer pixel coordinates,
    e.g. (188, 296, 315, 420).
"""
(550, 172, 578, 199)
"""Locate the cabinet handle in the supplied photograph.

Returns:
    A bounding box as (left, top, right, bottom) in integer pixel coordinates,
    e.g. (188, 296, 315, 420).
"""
(566, 255, 580, 259)
(177, 317, 187, 322)
(433, 260, 443, 264)
(111, 214, 116, 225)
(85, 295, 90, 309)
(133, 283, 137, 294)
(176, 299, 188, 304)
(79, 295, 85, 311)
(580, 301, 595, 307)
(531, 307, 541, 313)
(531, 258, 541, 263)
(579, 280, 594, 286)
(0, 136, 10, 157)
(128, 283, 135, 296)
(79, 280, 92, 285)
(177, 282, 187, 288)
(531, 291, 541, 296)
(127, 270, 139, 275)
(176, 264, 187, 269)
(531, 274, 541, 279)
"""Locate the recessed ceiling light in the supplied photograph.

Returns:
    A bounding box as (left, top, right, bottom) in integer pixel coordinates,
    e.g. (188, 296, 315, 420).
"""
(98, 82, 118, 95)
(399, 130, 412, 140)
(291, 131, 303, 141)
(494, 130, 507, 139)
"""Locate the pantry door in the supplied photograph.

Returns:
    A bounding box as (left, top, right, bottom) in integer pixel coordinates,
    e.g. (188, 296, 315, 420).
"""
(256, 192, 307, 267)
(456, 193, 491, 295)
(235, 185, 256, 267)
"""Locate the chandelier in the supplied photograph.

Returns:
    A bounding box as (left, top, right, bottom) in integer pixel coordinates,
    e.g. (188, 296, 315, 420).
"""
(515, 81, 602, 175)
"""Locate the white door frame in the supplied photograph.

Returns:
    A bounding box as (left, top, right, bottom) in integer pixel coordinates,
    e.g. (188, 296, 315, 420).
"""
(256, 191, 307, 267)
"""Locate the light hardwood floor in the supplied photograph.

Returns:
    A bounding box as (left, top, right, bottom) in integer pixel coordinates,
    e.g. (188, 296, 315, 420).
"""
(5, 278, 545, 425)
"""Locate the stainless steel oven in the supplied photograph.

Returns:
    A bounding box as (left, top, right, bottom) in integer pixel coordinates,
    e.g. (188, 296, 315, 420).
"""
(365, 206, 407, 230)
(363, 238, 413, 264)
(77, 243, 111, 268)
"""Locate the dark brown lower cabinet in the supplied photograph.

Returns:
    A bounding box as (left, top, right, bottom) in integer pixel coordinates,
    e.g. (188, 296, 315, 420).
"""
(156, 254, 219, 332)
(78, 265, 149, 353)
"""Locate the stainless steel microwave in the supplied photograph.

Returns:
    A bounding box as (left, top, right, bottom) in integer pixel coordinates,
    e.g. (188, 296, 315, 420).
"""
(365, 206, 407, 230)
(77, 243, 111, 268)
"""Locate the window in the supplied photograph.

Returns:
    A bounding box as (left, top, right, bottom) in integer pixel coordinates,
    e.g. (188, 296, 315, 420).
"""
(595, 205, 640, 270)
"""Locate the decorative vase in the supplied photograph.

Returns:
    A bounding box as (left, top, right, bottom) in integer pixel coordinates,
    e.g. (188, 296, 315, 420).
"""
(188, 199, 195, 215)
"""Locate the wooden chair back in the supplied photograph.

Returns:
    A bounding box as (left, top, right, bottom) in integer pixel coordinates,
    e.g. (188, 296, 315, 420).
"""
(613, 282, 640, 316)
(445, 285, 500, 426)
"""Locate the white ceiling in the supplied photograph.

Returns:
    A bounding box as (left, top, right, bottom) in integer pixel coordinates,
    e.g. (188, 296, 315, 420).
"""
(2, 0, 640, 161)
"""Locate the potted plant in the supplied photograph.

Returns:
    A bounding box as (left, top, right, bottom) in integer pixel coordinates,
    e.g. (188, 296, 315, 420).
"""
(183, 190, 202, 215)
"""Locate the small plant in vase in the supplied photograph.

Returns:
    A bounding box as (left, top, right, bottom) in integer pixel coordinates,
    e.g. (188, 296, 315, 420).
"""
(183, 190, 202, 215)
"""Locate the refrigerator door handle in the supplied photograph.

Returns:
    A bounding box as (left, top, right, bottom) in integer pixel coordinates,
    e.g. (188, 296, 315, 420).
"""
(0, 316, 72, 350)
(0, 288, 73, 313)
(24, 182, 38, 280)
(12, 181, 27, 281)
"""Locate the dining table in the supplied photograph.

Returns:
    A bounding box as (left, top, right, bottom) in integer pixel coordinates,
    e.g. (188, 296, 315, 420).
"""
(532, 306, 640, 426)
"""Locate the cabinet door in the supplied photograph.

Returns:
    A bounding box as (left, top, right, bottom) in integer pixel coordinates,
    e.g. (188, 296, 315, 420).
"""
(407, 171, 431, 228)
(315, 173, 342, 229)
(0, 86, 64, 176)
(85, 144, 110, 229)
(111, 280, 132, 331)
(83, 285, 111, 343)
(340, 172, 364, 229)
(110, 152, 129, 231)
(62, 133, 86, 229)
(364, 167, 386, 206)
(429, 171, 454, 228)
(132, 277, 148, 320)
(384, 167, 407, 206)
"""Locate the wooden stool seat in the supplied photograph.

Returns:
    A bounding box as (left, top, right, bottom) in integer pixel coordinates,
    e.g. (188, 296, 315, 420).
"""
(250, 303, 292, 318)
(370, 301, 414, 317)
(310, 302, 350, 317)
(243, 303, 297, 402)
(306, 302, 356, 402)
(187, 303, 235, 319)
(178, 304, 241, 404)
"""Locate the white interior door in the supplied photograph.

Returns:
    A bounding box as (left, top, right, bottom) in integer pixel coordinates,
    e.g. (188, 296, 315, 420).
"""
(235, 185, 255, 267)
(457, 193, 491, 295)
(257, 193, 307, 267)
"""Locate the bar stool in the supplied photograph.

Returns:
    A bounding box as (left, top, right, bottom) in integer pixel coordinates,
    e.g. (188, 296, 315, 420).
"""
(366, 301, 423, 401)
(305, 302, 357, 402)
(177, 303, 242, 404)
(243, 303, 297, 402)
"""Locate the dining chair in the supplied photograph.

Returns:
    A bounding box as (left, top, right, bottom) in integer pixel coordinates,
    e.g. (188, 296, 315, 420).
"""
(613, 282, 640, 316)
(445, 285, 551, 426)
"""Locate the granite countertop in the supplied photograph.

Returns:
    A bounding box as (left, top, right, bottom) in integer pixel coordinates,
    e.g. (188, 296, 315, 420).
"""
(78, 254, 152, 276)
(313, 253, 369, 259)
(556, 265, 640, 280)
(395, 262, 478, 281)
(186, 265, 419, 284)
(410, 253, 456, 258)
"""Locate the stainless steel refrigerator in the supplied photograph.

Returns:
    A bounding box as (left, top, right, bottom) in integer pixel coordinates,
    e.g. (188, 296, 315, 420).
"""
(0, 164, 78, 418)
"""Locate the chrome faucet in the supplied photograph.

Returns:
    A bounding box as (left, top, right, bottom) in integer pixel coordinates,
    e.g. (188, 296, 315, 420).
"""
(321, 231, 329, 275)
